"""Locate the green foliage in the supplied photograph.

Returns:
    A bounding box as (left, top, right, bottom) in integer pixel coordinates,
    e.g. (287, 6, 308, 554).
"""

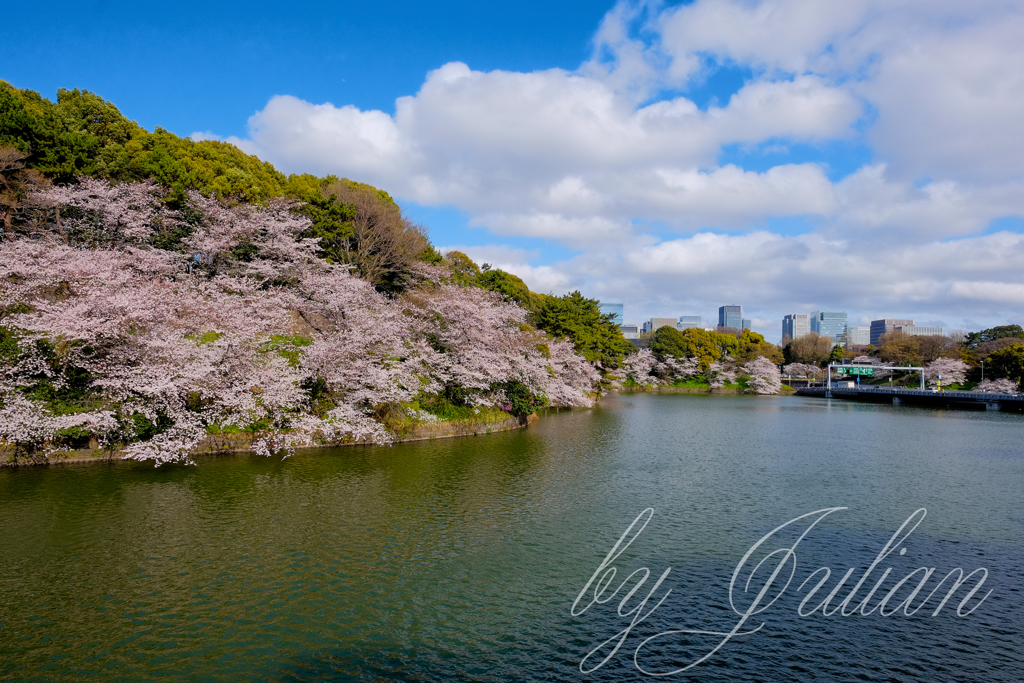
(498, 379, 548, 419)
(229, 240, 260, 262)
(442, 251, 544, 311)
(829, 344, 845, 363)
(477, 268, 544, 311)
(650, 326, 737, 369)
(295, 186, 357, 262)
(965, 325, 1024, 349)
(0, 325, 20, 362)
(732, 329, 783, 364)
(534, 291, 635, 369)
(444, 250, 482, 286)
(1, 337, 99, 415)
(259, 334, 312, 367)
(0, 82, 293, 200)
(1, 80, 459, 296)
(104, 130, 289, 202)
(125, 410, 174, 441)
(670, 377, 711, 388)
(186, 331, 223, 345)
(415, 388, 477, 420)
(417, 244, 444, 264)
(986, 343, 1024, 387)
(649, 326, 694, 359)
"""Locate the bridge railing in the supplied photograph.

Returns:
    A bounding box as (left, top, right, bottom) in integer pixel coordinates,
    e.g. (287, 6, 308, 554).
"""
(820, 386, 1022, 400)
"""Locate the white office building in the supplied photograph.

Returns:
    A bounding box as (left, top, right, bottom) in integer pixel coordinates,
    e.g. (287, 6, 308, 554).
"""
(782, 314, 812, 341)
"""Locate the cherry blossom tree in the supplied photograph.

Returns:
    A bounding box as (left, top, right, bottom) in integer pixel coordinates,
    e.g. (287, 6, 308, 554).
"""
(706, 361, 738, 389)
(975, 378, 1019, 393)
(1, 178, 599, 465)
(782, 363, 823, 378)
(924, 358, 968, 387)
(743, 357, 782, 395)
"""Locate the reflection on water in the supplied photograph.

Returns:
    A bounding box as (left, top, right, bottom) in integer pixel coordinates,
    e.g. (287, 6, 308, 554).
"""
(0, 395, 1021, 681)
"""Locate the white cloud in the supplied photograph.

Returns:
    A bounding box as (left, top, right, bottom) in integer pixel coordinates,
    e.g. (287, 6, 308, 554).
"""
(222, 0, 1024, 333)
(437, 244, 572, 294)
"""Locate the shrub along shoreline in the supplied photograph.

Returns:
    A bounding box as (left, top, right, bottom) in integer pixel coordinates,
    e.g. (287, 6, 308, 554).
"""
(1, 411, 538, 467)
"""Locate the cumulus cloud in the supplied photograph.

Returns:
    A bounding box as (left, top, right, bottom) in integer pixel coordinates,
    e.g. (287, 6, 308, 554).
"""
(437, 244, 573, 294)
(225, 0, 1024, 335)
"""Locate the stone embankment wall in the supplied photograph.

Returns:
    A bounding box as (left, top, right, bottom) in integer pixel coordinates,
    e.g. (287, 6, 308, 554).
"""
(1, 414, 535, 467)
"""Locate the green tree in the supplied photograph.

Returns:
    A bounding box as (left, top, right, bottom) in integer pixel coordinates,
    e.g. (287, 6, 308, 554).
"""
(734, 329, 784, 364)
(829, 345, 845, 364)
(443, 251, 482, 286)
(534, 291, 634, 370)
(964, 325, 1024, 349)
(649, 325, 692, 359)
(986, 344, 1024, 388)
(650, 326, 736, 369)
(477, 268, 544, 312)
(498, 379, 548, 419)
(1, 81, 292, 200)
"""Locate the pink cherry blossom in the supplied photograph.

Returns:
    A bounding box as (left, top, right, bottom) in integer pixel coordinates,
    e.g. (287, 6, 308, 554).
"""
(1, 179, 599, 465)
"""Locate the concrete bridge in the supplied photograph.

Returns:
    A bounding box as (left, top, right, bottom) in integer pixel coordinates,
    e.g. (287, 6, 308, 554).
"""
(795, 386, 1024, 412)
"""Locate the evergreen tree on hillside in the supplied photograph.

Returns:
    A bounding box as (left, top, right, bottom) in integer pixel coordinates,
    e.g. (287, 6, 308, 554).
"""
(534, 291, 635, 370)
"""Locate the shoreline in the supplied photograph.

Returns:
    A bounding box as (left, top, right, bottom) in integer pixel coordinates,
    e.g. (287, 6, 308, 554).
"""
(1, 413, 536, 468)
(1, 390, 799, 468)
(616, 385, 797, 394)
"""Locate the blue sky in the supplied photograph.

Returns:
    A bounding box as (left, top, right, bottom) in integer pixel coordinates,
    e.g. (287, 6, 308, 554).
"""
(4, 0, 1024, 339)
(3, 1, 610, 137)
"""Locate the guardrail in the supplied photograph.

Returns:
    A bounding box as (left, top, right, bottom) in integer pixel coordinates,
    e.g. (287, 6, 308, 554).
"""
(823, 387, 1021, 400)
(795, 386, 1024, 412)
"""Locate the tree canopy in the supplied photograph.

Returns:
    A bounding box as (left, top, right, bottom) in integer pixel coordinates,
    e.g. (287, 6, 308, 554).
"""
(650, 326, 781, 368)
(964, 325, 1024, 349)
(477, 268, 544, 312)
(784, 332, 834, 365)
(985, 344, 1024, 388)
(651, 327, 729, 369)
(0, 82, 300, 201)
(533, 291, 635, 370)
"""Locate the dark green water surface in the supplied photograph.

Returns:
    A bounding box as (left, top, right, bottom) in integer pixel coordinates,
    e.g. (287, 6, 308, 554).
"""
(1, 395, 1022, 681)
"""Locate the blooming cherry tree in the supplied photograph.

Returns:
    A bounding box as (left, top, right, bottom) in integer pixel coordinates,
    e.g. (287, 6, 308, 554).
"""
(1, 179, 599, 465)
(975, 378, 1019, 393)
(924, 358, 968, 387)
(743, 357, 782, 395)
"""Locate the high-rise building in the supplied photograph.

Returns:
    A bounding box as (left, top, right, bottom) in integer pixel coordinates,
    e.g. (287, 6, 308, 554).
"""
(811, 311, 848, 342)
(870, 319, 914, 346)
(845, 326, 870, 346)
(741, 318, 753, 331)
(620, 323, 640, 340)
(719, 305, 743, 330)
(677, 315, 702, 329)
(895, 325, 943, 337)
(649, 317, 678, 332)
(599, 302, 624, 325)
(782, 314, 812, 341)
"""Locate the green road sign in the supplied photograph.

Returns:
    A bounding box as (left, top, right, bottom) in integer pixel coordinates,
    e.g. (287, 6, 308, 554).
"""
(837, 366, 874, 376)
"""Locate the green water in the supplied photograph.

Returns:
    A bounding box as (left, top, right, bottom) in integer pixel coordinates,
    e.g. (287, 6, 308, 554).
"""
(1, 394, 1022, 681)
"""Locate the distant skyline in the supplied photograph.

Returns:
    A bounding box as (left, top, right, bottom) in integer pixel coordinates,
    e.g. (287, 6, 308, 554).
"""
(4, 0, 1024, 339)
